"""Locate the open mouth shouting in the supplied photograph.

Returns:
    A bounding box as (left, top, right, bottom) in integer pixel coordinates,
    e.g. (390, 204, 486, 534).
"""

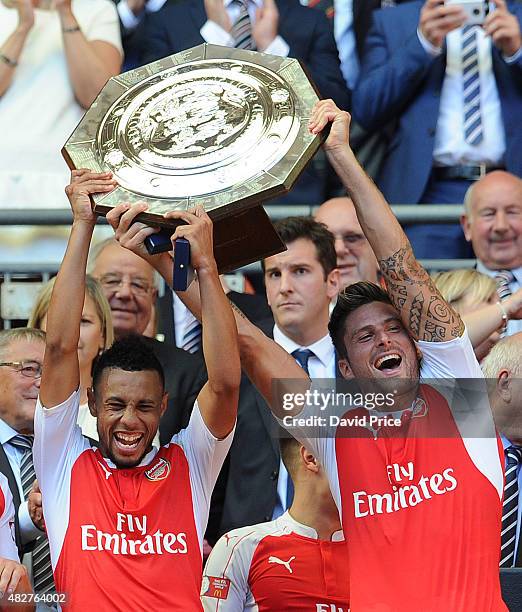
(373, 352, 403, 376)
(113, 431, 145, 455)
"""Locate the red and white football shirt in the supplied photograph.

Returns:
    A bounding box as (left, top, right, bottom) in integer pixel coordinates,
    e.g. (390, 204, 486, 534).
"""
(201, 511, 349, 611)
(287, 333, 506, 611)
(33, 389, 233, 611)
(0, 472, 18, 561)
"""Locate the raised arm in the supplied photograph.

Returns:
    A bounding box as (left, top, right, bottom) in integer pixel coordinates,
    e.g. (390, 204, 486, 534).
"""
(105, 204, 306, 419)
(0, 1, 34, 98)
(309, 100, 463, 343)
(40, 170, 116, 408)
(107, 204, 240, 438)
(55, 0, 121, 109)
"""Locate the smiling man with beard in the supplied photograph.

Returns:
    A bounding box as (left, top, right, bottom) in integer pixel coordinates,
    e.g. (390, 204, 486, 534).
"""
(33, 169, 240, 610)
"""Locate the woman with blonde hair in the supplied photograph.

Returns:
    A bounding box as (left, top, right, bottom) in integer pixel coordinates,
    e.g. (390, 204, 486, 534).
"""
(432, 269, 522, 361)
(29, 274, 113, 440)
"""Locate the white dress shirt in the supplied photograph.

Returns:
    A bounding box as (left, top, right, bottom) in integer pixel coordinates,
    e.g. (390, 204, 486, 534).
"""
(300, 0, 358, 88)
(417, 27, 509, 166)
(0, 419, 44, 545)
(201, 0, 290, 56)
(271, 325, 336, 517)
(334, 0, 359, 89)
(172, 292, 199, 349)
(477, 262, 522, 336)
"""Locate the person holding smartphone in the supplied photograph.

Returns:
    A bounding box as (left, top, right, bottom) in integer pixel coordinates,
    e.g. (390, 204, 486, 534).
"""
(352, 0, 522, 260)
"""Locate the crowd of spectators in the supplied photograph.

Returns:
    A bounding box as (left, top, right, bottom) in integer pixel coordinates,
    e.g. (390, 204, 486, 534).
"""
(1, 0, 522, 609)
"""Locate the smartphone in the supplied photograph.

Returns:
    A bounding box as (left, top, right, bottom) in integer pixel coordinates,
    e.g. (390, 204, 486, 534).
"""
(446, 0, 491, 25)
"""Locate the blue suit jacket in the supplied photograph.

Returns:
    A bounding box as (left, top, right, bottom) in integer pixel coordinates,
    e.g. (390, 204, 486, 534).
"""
(353, 1, 522, 204)
(142, 0, 350, 109)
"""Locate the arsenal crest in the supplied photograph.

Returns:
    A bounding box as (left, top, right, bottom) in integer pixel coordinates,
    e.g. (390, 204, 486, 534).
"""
(145, 458, 171, 481)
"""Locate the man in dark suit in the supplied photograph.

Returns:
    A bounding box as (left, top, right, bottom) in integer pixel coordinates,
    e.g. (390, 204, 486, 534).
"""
(0, 328, 54, 593)
(353, 0, 522, 258)
(141, 0, 350, 207)
(215, 216, 341, 539)
(482, 333, 522, 567)
(88, 238, 207, 443)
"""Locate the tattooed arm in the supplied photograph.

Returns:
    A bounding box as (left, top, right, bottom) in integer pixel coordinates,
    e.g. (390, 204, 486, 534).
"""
(309, 100, 464, 342)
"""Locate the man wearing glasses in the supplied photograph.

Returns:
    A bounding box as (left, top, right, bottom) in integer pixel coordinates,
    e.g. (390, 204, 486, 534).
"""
(0, 328, 56, 597)
(88, 238, 207, 444)
(315, 196, 379, 290)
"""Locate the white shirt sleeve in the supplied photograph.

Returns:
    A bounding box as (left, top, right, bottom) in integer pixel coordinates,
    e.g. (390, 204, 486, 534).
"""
(201, 20, 234, 46)
(81, 0, 123, 55)
(33, 389, 91, 568)
(264, 35, 289, 57)
(201, 530, 254, 611)
(419, 332, 503, 499)
(18, 500, 44, 545)
(117, 0, 142, 29)
(418, 330, 484, 380)
(0, 473, 18, 561)
(171, 402, 235, 546)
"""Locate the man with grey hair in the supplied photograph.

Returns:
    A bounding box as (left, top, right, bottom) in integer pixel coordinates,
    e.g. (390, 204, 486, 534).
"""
(88, 237, 207, 444)
(461, 171, 522, 335)
(482, 332, 522, 567)
(0, 328, 55, 596)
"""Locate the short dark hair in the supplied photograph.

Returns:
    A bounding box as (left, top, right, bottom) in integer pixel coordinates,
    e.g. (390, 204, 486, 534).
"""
(92, 335, 165, 391)
(279, 435, 301, 480)
(329, 282, 393, 360)
(263, 216, 337, 278)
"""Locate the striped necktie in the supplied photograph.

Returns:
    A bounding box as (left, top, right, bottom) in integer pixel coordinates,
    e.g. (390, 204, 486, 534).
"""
(181, 317, 202, 354)
(495, 270, 515, 302)
(500, 445, 522, 567)
(9, 435, 55, 594)
(231, 0, 255, 50)
(462, 25, 483, 145)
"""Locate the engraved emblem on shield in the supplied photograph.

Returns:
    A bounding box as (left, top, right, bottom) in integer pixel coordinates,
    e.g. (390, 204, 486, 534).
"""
(62, 44, 322, 270)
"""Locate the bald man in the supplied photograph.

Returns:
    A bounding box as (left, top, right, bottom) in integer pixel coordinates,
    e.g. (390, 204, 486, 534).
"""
(461, 171, 522, 335)
(315, 196, 379, 289)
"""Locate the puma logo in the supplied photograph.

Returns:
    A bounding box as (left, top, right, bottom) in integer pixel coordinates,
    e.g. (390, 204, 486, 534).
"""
(224, 534, 238, 546)
(268, 555, 295, 573)
(98, 461, 112, 480)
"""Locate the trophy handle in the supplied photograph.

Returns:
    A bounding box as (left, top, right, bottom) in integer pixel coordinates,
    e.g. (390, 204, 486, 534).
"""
(145, 230, 173, 255)
(172, 238, 193, 292)
(144, 233, 193, 291)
